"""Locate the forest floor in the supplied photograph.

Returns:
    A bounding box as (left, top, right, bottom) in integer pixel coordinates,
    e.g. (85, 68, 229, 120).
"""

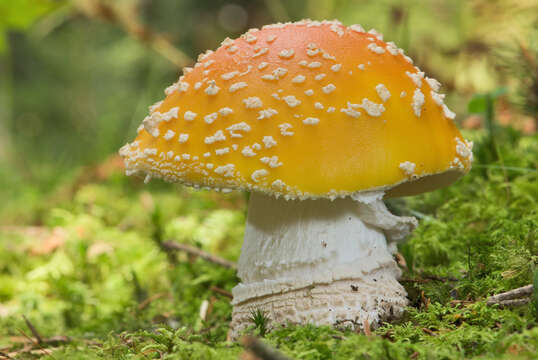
(0, 128, 537, 359)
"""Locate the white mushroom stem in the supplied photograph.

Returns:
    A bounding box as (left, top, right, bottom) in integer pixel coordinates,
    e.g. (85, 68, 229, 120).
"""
(230, 191, 417, 337)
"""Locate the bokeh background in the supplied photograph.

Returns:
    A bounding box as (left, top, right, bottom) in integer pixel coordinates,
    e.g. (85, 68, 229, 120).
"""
(0, 1, 537, 359)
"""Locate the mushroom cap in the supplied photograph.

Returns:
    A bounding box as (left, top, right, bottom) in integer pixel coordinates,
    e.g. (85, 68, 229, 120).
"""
(120, 20, 472, 199)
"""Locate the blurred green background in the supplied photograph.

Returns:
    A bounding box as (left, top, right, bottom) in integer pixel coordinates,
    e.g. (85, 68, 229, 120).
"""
(0, 1, 537, 359)
(0, 0, 536, 190)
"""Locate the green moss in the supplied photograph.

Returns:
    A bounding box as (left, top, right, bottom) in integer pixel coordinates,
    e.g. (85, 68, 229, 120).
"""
(0, 132, 536, 359)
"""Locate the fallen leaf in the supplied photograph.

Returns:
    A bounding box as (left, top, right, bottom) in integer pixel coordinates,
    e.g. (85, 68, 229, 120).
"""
(87, 242, 114, 260)
(422, 328, 436, 336)
(394, 252, 407, 270)
(363, 319, 372, 336)
(462, 115, 482, 129)
(507, 344, 523, 355)
(29, 227, 67, 255)
(420, 291, 431, 310)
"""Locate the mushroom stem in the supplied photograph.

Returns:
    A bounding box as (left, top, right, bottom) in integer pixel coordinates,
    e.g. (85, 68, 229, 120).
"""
(230, 192, 417, 337)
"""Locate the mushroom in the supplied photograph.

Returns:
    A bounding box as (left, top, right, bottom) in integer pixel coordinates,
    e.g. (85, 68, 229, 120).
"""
(119, 20, 473, 337)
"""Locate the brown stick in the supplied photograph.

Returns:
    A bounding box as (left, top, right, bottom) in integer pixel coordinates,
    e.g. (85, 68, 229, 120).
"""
(486, 285, 533, 305)
(421, 274, 459, 282)
(22, 316, 43, 345)
(450, 300, 475, 307)
(7, 335, 70, 348)
(75, 0, 192, 68)
(422, 328, 436, 336)
(137, 292, 168, 310)
(241, 336, 292, 360)
(210, 286, 233, 299)
(400, 274, 458, 283)
(0, 351, 15, 360)
(400, 278, 432, 284)
(449, 285, 534, 308)
(161, 241, 237, 270)
(494, 298, 531, 308)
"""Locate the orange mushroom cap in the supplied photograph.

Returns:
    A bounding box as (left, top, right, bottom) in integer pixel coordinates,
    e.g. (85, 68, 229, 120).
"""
(119, 20, 472, 199)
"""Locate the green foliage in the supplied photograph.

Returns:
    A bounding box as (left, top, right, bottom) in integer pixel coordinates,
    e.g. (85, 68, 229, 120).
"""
(400, 133, 537, 306)
(0, 129, 536, 359)
(495, 25, 538, 117)
(468, 88, 508, 114)
(0, 0, 65, 53)
(248, 308, 270, 337)
(1, 0, 537, 358)
(468, 88, 508, 162)
(0, 179, 241, 356)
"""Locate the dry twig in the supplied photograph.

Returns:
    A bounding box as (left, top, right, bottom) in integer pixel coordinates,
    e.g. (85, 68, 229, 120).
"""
(493, 298, 531, 308)
(486, 285, 533, 305)
(2, 319, 70, 359)
(22, 316, 43, 344)
(422, 328, 436, 336)
(3, 330, 71, 359)
(400, 278, 431, 284)
(210, 285, 233, 299)
(400, 274, 458, 283)
(161, 241, 237, 270)
(0, 351, 15, 360)
(450, 284, 534, 308)
(17, 328, 37, 347)
(75, 0, 192, 68)
(241, 336, 292, 360)
(450, 300, 475, 307)
(137, 292, 169, 311)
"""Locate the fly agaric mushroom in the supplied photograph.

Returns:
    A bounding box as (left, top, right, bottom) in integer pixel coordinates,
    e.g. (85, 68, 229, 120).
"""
(119, 20, 473, 337)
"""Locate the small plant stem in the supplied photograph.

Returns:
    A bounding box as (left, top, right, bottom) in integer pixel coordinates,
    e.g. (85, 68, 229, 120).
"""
(249, 309, 269, 337)
(482, 93, 509, 199)
(151, 206, 176, 265)
(131, 270, 147, 303)
(467, 242, 473, 280)
(484, 93, 499, 162)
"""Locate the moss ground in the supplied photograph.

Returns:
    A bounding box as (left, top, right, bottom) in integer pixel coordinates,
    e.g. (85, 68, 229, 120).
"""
(0, 128, 537, 359)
